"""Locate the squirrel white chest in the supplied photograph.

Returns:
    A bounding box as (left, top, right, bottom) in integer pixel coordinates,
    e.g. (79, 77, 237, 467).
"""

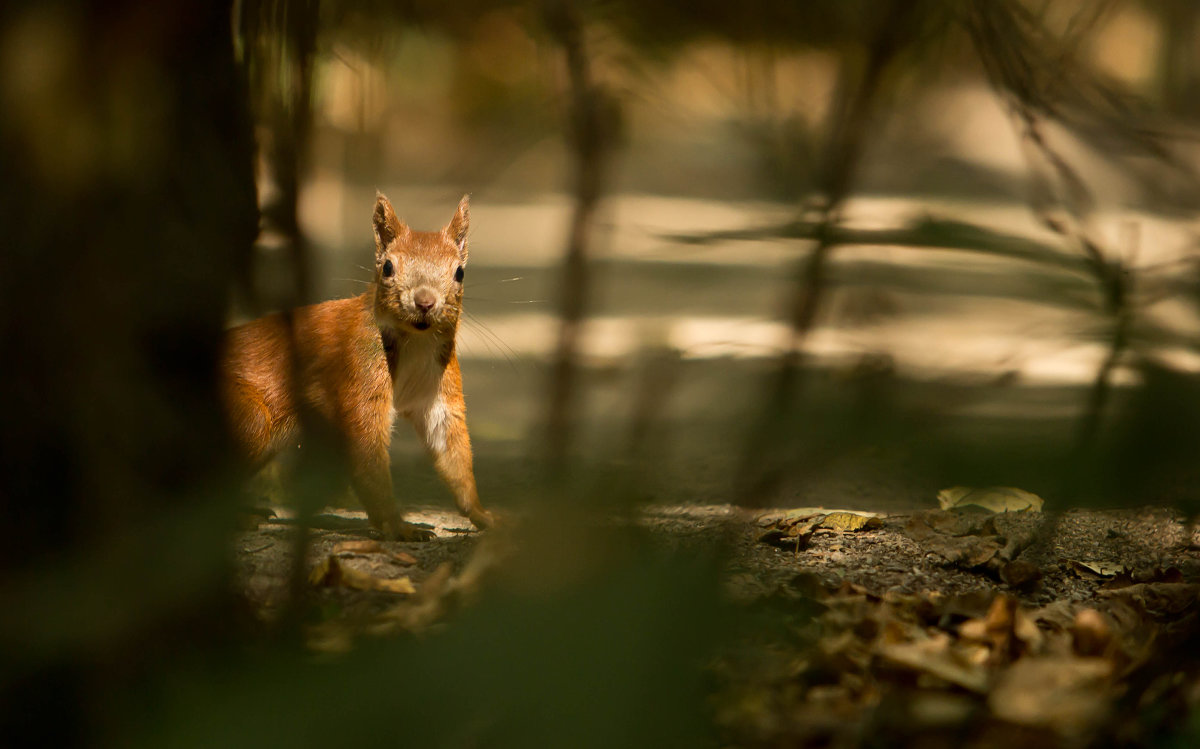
(389, 333, 446, 419)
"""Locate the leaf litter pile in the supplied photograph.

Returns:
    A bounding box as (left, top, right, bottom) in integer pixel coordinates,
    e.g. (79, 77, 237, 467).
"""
(715, 495, 1200, 747)
(236, 496, 1200, 746)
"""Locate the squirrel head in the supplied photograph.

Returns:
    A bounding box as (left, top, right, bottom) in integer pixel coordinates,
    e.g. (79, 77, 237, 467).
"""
(371, 193, 469, 336)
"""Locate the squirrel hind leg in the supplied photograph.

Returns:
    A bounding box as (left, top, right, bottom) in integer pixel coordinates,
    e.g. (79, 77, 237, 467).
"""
(226, 381, 282, 468)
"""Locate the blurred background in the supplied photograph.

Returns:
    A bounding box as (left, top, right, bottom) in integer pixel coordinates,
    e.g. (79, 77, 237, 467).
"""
(2, 0, 1199, 745)
(244, 0, 1200, 509)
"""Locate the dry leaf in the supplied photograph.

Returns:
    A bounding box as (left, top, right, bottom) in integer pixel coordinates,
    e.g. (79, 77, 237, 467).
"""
(923, 533, 1002, 569)
(391, 550, 418, 566)
(333, 539, 384, 555)
(1072, 609, 1112, 657)
(1068, 560, 1128, 579)
(308, 555, 415, 594)
(922, 510, 994, 537)
(759, 509, 884, 532)
(819, 512, 884, 532)
(959, 618, 989, 642)
(877, 637, 990, 693)
(367, 575, 417, 594)
(988, 657, 1112, 735)
(961, 596, 1042, 663)
(331, 539, 416, 566)
(1012, 604, 1044, 655)
(1034, 600, 1082, 633)
(1098, 582, 1200, 617)
(937, 486, 1045, 513)
(759, 516, 821, 550)
(1000, 560, 1042, 589)
(756, 508, 828, 526)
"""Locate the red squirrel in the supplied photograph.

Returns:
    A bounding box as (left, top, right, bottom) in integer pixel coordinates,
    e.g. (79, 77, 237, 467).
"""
(221, 194, 493, 540)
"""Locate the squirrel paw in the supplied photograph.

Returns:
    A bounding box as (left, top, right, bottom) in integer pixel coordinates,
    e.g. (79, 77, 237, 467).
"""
(383, 519, 436, 542)
(467, 507, 502, 531)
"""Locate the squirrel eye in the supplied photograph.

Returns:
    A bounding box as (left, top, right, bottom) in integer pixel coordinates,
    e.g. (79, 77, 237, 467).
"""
(382, 259, 395, 278)
(454, 266, 465, 283)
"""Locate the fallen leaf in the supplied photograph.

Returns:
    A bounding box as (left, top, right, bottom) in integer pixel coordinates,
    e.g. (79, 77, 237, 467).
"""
(819, 630, 872, 674)
(937, 486, 1045, 513)
(1072, 609, 1112, 657)
(1129, 566, 1183, 584)
(1000, 560, 1042, 590)
(1098, 582, 1200, 617)
(818, 512, 884, 532)
(922, 533, 1002, 569)
(333, 540, 384, 555)
(877, 636, 990, 693)
(1094, 596, 1159, 672)
(390, 550, 419, 566)
(960, 595, 1042, 664)
(759, 515, 822, 550)
(988, 657, 1112, 735)
(906, 510, 993, 539)
(1033, 600, 1082, 634)
(919, 590, 995, 629)
(759, 528, 811, 551)
(367, 575, 417, 594)
(330, 539, 417, 566)
(1068, 560, 1128, 579)
(377, 557, 482, 634)
(934, 510, 996, 537)
(309, 555, 416, 594)
(1011, 603, 1044, 655)
(756, 507, 829, 526)
(905, 511, 1041, 576)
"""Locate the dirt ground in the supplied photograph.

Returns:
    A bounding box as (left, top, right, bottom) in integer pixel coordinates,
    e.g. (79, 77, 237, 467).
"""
(234, 499, 1200, 747)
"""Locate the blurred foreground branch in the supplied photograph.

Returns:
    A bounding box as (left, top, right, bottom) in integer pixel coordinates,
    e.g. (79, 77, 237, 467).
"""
(543, 0, 619, 472)
(239, 0, 326, 633)
(965, 0, 1177, 481)
(736, 0, 930, 504)
(0, 0, 257, 741)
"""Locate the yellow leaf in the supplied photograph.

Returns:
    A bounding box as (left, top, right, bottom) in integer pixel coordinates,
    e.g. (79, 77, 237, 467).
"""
(937, 486, 1045, 513)
(371, 576, 417, 594)
(818, 512, 884, 532)
(333, 539, 384, 555)
(309, 555, 415, 594)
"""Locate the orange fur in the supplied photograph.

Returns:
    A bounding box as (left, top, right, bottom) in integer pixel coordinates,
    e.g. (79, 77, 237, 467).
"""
(220, 194, 492, 538)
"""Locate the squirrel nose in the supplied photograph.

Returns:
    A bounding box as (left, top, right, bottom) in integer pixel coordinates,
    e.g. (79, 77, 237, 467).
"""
(413, 288, 437, 312)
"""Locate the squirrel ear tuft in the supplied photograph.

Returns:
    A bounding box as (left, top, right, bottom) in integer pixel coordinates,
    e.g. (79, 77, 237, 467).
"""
(373, 192, 406, 253)
(447, 194, 470, 262)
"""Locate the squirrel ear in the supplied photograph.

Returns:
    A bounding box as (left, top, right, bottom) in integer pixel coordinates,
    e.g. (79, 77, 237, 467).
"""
(447, 194, 469, 263)
(373, 192, 406, 254)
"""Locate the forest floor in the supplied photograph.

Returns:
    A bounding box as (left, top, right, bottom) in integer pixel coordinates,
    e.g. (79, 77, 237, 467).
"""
(234, 497, 1200, 747)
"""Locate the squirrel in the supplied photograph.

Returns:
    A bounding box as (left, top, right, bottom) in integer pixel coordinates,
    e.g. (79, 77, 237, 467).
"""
(221, 193, 494, 540)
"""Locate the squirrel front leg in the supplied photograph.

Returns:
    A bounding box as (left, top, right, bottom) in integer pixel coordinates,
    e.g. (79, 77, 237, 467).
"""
(346, 403, 434, 541)
(414, 360, 495, 530)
